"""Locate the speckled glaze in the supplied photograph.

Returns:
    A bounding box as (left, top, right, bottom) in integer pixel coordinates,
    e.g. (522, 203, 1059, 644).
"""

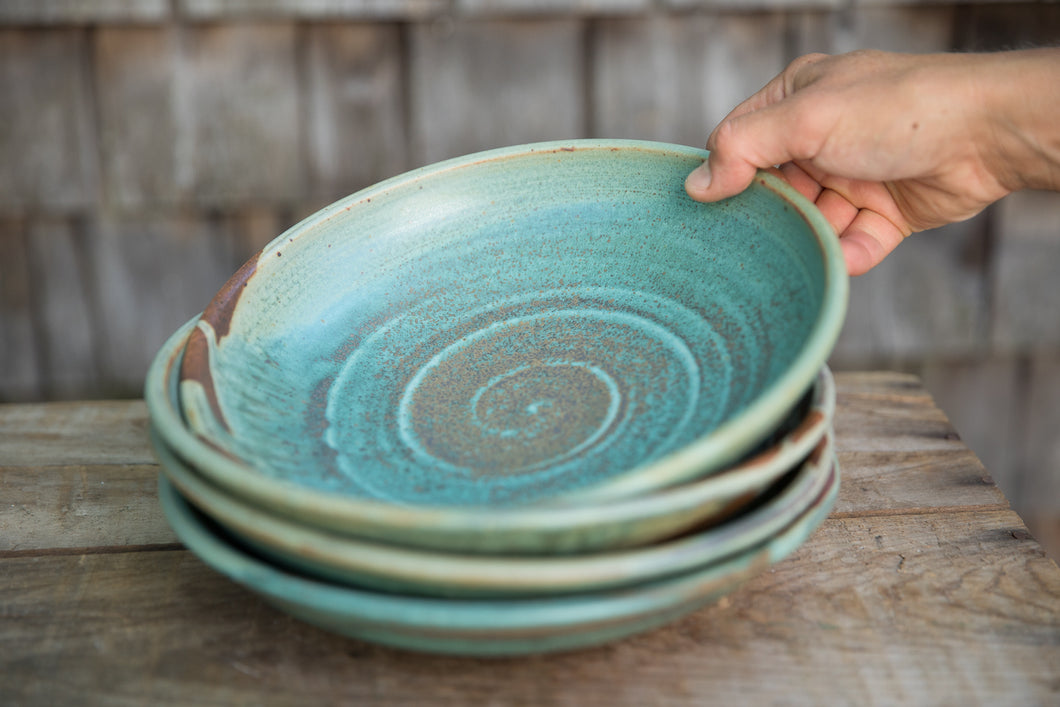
(173, 139, 846, 510)
(156, 458, 838, 656)
(149, 317, 836, 554)
(151, 422, 834, 597)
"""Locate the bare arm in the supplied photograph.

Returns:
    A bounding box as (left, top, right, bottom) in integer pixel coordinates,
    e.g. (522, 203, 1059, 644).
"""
(685, 49, 1060, 275)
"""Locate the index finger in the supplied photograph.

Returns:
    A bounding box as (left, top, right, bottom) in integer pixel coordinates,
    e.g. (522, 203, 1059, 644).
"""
(706, 53, 831, 150)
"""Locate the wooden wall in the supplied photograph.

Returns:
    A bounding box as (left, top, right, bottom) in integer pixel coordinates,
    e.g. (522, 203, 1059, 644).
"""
(1, 0, 1058, 548)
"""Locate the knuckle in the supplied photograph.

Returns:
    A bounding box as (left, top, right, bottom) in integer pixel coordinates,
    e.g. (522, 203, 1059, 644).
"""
(710, 119, 742, 154)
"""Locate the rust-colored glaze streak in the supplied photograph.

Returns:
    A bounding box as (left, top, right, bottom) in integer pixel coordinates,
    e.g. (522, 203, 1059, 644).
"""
(201, 254, 259, 342)
(180, 326, 231, 434)
(807, 436, 828, 466)
(793, 409, 826, 441)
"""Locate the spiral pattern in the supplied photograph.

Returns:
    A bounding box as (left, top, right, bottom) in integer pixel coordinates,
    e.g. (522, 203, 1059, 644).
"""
(318, 288, 741, 505)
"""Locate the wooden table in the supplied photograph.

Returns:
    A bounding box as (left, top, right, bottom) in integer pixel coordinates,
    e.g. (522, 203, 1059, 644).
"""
(2, 372, 1058, 705)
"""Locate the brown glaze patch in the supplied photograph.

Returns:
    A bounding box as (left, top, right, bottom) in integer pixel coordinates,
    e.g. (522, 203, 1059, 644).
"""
(180, 326, 231, 434)
(788, 409, 826, 445)
(807, 435, 829, 466)
(198, 433, 246, 463)
(741, 443, 783, 469)
(201, 254, 259, 342)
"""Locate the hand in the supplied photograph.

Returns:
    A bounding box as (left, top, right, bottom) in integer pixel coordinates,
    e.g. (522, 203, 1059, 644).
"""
(685, 49, 1060, 275)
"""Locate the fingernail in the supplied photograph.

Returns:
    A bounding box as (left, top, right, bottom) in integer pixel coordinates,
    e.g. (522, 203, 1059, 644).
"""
(685, 162, 712, 195)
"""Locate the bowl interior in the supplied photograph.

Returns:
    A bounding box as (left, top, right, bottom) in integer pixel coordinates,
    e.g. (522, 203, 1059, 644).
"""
(178, 139, 847, 507)
(153, 314, 836, 553)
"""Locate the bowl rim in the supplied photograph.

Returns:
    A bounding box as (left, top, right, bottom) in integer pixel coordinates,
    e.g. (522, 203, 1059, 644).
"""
(152, 420, 834, 596)
(155, 457, 839, 634)
(148, 138, 847, 510)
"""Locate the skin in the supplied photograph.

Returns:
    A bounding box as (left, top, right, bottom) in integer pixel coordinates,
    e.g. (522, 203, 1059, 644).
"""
(685, 48, 1060, 275)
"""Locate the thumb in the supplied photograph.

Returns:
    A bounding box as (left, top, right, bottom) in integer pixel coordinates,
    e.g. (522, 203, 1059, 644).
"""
(684, 147, 759, 203)
(685, 102, 814, 203)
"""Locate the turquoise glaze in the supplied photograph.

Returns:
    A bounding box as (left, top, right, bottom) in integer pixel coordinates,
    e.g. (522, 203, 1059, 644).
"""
(155, 460, 839, 656)
(152, 424, 834, 598)
(173, 139, 847, 507)
(149, 318, 836, 554)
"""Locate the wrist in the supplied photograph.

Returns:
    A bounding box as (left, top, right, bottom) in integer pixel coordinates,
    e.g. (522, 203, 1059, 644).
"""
(976, 49, 1060, 193)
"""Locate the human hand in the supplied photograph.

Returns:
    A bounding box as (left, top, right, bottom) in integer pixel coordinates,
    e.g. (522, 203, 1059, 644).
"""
(685, 49, 1060, 275)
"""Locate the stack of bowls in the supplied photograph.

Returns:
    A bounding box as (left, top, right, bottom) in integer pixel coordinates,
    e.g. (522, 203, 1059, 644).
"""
(146, 139, 848, 656)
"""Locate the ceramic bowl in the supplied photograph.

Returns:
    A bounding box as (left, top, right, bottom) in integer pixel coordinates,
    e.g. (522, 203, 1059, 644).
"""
(147, 318, 836, 554)
(156, 458, 839, 656)
(152, 423, 834, 597)
(174, 139, 847, 510)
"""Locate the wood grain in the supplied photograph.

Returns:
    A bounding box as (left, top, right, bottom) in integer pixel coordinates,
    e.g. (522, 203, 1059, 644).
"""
(94, 26, 181, 208)
(25, 218, 101, 399)
(1, 372, 1057, 705)
(830, 214, 990, 363)
(592, 14, 786, 146)
(0, 28, 94, 211)
(0, 465, 174, 552)
(303, 23, 408, 200)
(0, 512, 1055, 706)
(0, 372, 1012, 554)
(182, 23, 303, 205)
(408, 19, 585, 166)
(992, 190, 1060, 352)
(0, 399, 153, 466)
(0, 218, 42, 401)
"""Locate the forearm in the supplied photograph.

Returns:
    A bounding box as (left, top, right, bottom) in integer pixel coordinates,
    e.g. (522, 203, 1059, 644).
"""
(975, 48, 1060, 193)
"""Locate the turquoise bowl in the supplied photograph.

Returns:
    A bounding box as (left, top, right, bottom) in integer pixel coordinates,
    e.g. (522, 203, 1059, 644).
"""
(156, 458, 839, 656)
(148, 317, 836, 554)
(170, 139, 846, 509)
(152, 422, 834, 598)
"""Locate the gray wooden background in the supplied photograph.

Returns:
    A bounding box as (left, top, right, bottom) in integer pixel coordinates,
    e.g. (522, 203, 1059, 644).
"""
(1, 0, 1058, 554)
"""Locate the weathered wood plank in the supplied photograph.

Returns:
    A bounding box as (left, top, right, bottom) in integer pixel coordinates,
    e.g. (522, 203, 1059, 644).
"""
(1024, 354, 1060, 516)
(665, 0, 841, 12)
(95, 23, 306, 208)
(789, 5, 956, 56)
(0, 373, 1016, 553)
(86, 213, 238, 395)
(0, 0, 169, 24)
(918, 357, 1024, 504)
(832, 371, 966, 453)
(178, 0, 444, 20)
(303, 23, 408, 201)
(182, 23, 303, 205)
(95, 27, 182, 208)
(226, 207, 290, 264)
(0, 29, 95, 212)
(990, 190, 1060, 352)
(0, 400, 153, 467)
(831, 213, 991, 364)
(592, 14, 786, 147)
(408, 19, 585, 166)
(0, 465, 174, 553)
(0, 219, 42, 402)
(0, 510, 1055, 706)
(834, 447, 1007, 517)
(459, 0, 649, 16)
(25, 218, 101, 399)
(831, 371, 1010, 513)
